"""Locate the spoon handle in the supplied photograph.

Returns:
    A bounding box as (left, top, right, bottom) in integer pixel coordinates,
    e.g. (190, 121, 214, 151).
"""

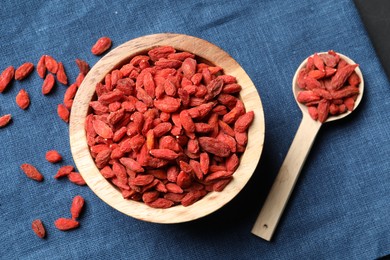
(251, 114, 322, 241)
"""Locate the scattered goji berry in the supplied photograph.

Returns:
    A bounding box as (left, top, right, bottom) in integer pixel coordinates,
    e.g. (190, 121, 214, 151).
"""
(31, 219, 46, 239)
(42, 73, 56, 95)
(54, 218, 79, 231)
(67, 172, 86, 186)
(64, 83, 78, 109)
(15, 62, 34, 80)
(75, 59, 90, 75)
(54, 165, 74, 179)
(45, 150, 62, 163)
(20, 163, 44, 182)
(15, 89, 30, 110)
(0, 114, 12, 128)
(44, 55, 58, 74)
(36, 55, 46, 79)
(57, 104, 70, 123)
(91, 37, 112, 55)
(0, 66, 15, 93)
(56, 62, 68, 85)
(70, 195, 85, 220)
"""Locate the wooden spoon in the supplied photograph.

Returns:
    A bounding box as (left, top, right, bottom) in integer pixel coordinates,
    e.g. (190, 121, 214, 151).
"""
(251, 52, 364, 241)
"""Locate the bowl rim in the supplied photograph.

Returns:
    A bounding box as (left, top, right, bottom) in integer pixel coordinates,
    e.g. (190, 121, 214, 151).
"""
(69, 33, 265, 223)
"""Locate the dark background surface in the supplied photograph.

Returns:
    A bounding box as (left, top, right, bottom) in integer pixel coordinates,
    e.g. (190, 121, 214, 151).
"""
(354, 0, 390, 81)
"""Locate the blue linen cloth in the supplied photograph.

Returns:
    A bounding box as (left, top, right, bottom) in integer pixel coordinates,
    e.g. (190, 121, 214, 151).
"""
(1, 0, 389, 259)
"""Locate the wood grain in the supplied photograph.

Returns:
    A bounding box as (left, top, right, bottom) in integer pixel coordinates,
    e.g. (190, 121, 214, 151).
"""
(69, 33, 265, 223)
(252, 114, 321, 240)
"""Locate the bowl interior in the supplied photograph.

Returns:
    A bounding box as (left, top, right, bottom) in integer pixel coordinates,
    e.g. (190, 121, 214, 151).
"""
(69, 33, 265, 223)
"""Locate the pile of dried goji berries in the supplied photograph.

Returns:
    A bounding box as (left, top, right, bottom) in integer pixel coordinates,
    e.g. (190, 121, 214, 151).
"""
(86, 46, 255, 208)
(296, 51, 361, 122)
(0, 36, 111, 238)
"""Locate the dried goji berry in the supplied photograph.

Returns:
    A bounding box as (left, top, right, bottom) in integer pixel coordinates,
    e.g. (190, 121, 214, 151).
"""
(57, 104, 70, 123)
(54, 165, 74, 179)
(68, 172, 86, 186)
(21, 163, 44, 182)
(15, 89, 30, 110)
(308, 106, 318, 120)
(319, 53, 338, 68)
(182, 58, 197, 79)
(142, 191, 160, 203)
(45, 150, 62, 163)
(130, 174, 154, 186)
(329, 103, 340, 115)
(119, 157, 144, 173)
(146, 198, 174, 208)
(148, 46, 175, 61)
(45, 55, 58, 74)
(95, 149, 111, 169)
(76, 58, 90, 75)
(205, 77, 224, 100)
(179, 110, 195, 134)
(344, 97, 355, 111)
(153, 96, 181, 113)
(149, 149, 179, 160)
(330, 86, 360, 100)
(308, 70, 326, 79)
(330, 64, 359, 90)
(54, 218, 79, 231)
(75, 73, 85, 89)
(100, 165, 115, 179)
(92, 118, 113, 139)
(0, 114, 12, 128)
(234, 111, 254, 133)
(164, 192, 185, 203)
(32, 219, 46, 239)
(204, 170, 233, 183)
(189, 159, 203, 180)
(198, 137, 231, 157)
(303, 76, 322, 90)
(181, 190, 207, 207)
(56, 62, 68, 85)
(165, 182, 184, 194)
(348, 72, 361, 86)
(317, 99, 330, 123)
(176, 171, 192, 188)
(64, 83, 78, 109)
(70, 195, 85, 220)
(91, 36, 112, 55)
(15, 62, 34, 80)
(0, 66, 14, 93)
(42, 74, 56, 95)
(208, 177, 232, 192)
(313, 53, 325, 71)
(36, 55, 46, 79)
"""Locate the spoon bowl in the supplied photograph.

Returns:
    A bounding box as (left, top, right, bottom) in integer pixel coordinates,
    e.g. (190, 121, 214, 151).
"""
(252, 52, 364, 241)
(292, 52, 364, 122)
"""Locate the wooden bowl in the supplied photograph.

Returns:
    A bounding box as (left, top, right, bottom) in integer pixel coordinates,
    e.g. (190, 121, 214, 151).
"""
(69, 33, 265, 223)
